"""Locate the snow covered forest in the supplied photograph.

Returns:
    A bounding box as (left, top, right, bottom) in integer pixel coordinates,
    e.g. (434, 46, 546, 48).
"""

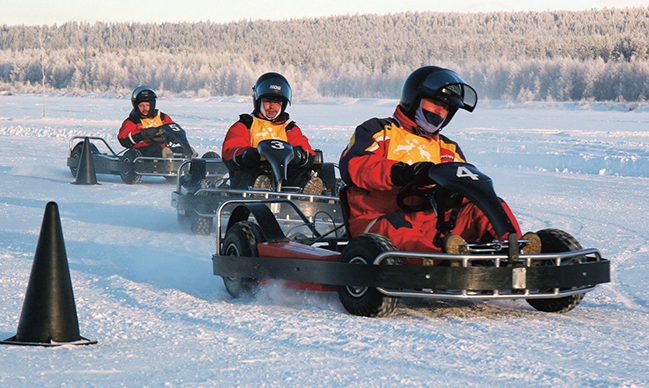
(2, 6, 649, 101)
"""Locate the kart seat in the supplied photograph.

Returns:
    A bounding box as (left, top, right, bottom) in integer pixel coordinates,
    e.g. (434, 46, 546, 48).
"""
(338, 185, 352, 238)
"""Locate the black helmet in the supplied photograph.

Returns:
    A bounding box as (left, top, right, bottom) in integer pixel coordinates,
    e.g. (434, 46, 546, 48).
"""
(131, 86, 157, 117)
(252, 72, 292, 114)
(399, 66, 477, 129)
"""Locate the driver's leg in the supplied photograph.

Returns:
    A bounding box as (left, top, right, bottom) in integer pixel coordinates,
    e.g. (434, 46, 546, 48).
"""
(450, 199, 522, 242)
(138, 143, 164, 157)
(349, 212, 443, 258)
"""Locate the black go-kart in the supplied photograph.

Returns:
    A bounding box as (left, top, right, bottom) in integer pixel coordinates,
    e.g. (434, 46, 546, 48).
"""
(67, 123, 223, 184)
(212, 161, 610, 317)
(172, 139, 344, 236)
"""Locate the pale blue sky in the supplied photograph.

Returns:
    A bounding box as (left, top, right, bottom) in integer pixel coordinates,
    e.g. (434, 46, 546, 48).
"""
(2, 0, 647, 26)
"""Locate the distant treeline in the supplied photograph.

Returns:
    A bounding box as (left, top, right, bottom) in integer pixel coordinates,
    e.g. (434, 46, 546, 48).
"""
(1, 7, 649, 101)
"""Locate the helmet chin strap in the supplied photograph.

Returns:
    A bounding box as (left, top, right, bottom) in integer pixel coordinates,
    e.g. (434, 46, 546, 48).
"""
(414, 103, 443, 135)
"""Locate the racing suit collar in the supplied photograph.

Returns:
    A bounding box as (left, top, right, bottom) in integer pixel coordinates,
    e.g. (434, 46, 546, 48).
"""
(393, 106, 439, 140)
(129, 108, 158, 121)
(253, 109, 290, 124)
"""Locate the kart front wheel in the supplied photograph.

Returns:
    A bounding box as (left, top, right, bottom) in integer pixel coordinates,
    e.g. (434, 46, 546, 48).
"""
(221, 221, 263, 298)
(69, 141, 98, 177)
(119, 149, 142, 184)
(526, 228, 586, 313)
(337, 233, 401, 317)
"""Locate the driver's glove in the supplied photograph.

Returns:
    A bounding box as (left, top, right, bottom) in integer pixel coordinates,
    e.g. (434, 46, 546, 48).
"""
(390, 162, 416, 186)
(140, 127, 159, 140)
(390, 161, 435, 186)
(411, 162, 435, 186)
(291, 146, 309, 167)
(235, 148, 260, 168)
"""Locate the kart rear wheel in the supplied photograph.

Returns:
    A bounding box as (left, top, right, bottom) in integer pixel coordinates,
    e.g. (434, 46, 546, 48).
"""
(177, 211, 191, 228)
(69, 141, 99, 177)
(191, 212, 213, 235)
(221, 221, 263, 298)
(120, 149, 142, 184)
(526, 229, 586, 313)
(201, 151, 220, 159)
(190, 179, 215, 235)
(337, 233, 401, 317)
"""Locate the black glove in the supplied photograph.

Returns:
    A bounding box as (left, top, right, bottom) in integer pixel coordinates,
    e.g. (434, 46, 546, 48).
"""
(390, 162, 435, 186)
(291, 146, 309, 167)
(235, 148, 260, 168)
(140, 127, 159, 139)
(390, 162, 415, 186)
(411, 162, 435, 185)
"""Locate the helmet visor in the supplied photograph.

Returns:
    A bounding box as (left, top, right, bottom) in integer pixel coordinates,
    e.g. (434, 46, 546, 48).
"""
(419, 70, 477, 112)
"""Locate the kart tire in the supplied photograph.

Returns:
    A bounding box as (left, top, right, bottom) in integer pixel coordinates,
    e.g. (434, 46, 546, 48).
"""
(337, 233, 401, 317)
(177, 211, 191, 228)
(221, 221, 263, 298)
(190, 179, 215, 235)
(191, 212, 213, 235)
(120, 149, 142, 184)
(201, 151, 220, 159)
(69, 141, 99, 178)
(526, 228, 586, 313)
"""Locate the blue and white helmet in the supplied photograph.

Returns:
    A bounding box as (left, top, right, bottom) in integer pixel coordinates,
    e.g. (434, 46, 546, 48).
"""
(252, 73, 292, 114)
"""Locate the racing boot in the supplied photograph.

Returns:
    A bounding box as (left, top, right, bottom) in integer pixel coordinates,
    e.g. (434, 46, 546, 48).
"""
(302, 175, 324, 195)
(444, 234, 470, 255)
(521, 232, 542, 254)
(161, 146, 173, 158)
(442, 234, 469, 267)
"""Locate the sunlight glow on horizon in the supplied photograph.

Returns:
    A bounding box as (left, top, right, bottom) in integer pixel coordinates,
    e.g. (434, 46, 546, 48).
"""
(2, 0, 648, 26)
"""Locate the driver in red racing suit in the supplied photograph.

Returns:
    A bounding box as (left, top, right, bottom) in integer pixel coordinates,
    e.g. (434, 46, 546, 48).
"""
(118, 86, 177, 157)
(222, 72, 323, 194)
(339, 66, 539, 260)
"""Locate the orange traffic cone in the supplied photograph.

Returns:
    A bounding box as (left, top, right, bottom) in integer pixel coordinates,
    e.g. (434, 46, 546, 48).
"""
(0, 202, 96, 346)
(72, 137, 99, 185)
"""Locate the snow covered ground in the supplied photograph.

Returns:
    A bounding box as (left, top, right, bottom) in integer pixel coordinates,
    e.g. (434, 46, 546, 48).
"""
(0, 94, 648, 387)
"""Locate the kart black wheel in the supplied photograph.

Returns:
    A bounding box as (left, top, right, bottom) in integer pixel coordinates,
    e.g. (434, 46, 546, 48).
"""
(69, 141, 99, 177)
(191, 212, 213, 235)
(119, 149, 142, 184)
(337, 233, 401, 317)
(526, 229, 586, 313)
(177, 211, 191, 228)
(201, 151, 220, 159)
(190, 179, 215, 235)
(221, 221, 263, 298)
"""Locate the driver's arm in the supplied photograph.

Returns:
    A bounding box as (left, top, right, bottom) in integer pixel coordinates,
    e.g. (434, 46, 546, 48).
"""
(222, 121, 253, 161)
(340, 118, 399, 192)
(285, 124, 315, 155)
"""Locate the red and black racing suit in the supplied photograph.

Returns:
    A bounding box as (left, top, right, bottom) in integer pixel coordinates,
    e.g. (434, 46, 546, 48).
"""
(118, 109, 176, 157)
(222, 112, 316, 189)
(339, 105, 522, 259)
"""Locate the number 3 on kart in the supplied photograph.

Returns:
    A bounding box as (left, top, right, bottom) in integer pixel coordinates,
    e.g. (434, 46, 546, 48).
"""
(270, 140, 285, 150)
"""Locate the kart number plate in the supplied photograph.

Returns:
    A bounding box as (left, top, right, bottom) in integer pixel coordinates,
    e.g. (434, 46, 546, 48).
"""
(512, 267, 527, 289)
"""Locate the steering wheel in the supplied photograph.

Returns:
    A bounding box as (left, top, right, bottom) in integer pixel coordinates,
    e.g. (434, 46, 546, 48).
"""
(395, 181, 436, 212)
